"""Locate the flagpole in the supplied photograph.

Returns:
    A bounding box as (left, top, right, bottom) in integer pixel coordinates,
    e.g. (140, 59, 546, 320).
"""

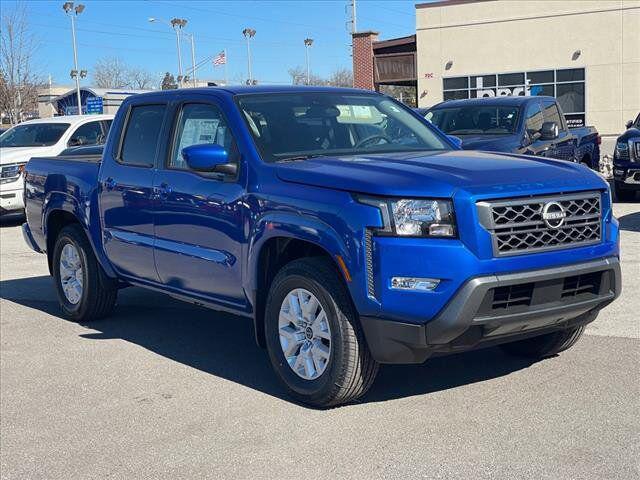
(224, 49, 228, 86)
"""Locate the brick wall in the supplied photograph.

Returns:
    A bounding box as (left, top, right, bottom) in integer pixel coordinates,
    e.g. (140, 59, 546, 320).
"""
(352, 31, 379, 90)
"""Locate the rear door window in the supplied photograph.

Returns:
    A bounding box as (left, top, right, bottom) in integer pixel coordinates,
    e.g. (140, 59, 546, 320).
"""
(120, 105, 167, 166)
(541, 101, 564, 131)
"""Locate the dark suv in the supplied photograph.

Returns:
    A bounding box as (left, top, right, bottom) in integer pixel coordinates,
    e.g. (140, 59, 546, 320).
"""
(613, 112, 640, 201)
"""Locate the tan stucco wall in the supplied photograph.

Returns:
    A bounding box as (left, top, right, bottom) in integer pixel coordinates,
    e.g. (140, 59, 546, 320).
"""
(416, 0, 640, 136)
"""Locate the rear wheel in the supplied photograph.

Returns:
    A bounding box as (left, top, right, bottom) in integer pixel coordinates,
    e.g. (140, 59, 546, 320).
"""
(264, 257, 379, 407)
(500, 325, 585, 359)
(52, 224, 117, 322)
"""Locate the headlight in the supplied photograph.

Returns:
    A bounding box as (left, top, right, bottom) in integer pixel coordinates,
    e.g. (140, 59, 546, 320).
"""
(359, 197, 456, 238)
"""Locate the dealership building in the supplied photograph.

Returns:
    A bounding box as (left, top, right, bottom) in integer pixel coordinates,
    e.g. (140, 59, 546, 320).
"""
(353, 0, 639, 139)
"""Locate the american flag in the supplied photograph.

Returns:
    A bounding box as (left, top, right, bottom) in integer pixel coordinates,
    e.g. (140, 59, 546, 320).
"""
(213, 50, 226, 66)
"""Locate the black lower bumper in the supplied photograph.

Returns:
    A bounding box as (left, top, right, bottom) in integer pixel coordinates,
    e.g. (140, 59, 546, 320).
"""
(360, 257, 621, 364)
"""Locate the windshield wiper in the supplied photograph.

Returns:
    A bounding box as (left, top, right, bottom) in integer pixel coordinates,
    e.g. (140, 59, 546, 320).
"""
(276, 153, 326, 163)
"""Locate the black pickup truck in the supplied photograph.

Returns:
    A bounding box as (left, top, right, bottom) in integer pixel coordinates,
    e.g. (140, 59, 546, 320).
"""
(612, 112, 640, 201)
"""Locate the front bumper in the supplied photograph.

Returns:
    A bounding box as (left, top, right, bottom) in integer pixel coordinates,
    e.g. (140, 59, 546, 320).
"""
(360, 257, 621, 364)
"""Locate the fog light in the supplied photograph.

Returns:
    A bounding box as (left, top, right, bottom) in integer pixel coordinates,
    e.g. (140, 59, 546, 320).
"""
(428, 224, 455, 236)
(391, 277, 440, 291)
(614, 169, 625, 177)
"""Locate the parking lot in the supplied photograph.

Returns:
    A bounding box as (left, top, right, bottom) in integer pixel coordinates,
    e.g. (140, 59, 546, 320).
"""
(0, 202, 638, 480)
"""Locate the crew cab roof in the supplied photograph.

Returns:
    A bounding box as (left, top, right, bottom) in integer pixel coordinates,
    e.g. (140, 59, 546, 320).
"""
(430, 96, 554, 109)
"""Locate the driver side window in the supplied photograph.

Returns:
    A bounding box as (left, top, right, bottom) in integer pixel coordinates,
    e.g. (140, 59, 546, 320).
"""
(170, 103, 237, 170)
(68, 121, 104, 146)
(524, 102, 543, 136)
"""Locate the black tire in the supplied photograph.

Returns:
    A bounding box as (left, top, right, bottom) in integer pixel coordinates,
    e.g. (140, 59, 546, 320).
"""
(52, 224, 117, 322)
(614, 182, 636, 202)
(500, 325, 585, 359)
(264, 257, 379, 408)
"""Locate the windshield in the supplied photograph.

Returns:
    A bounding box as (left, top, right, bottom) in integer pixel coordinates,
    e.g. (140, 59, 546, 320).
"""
(236, 92, 449, 162)
(0, 123, 70, 147)
(425, 105, 520, 135)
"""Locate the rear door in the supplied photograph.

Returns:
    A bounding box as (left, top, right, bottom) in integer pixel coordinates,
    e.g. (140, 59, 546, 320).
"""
(100, 102, 169, 282)
(152, 98, 246, 307)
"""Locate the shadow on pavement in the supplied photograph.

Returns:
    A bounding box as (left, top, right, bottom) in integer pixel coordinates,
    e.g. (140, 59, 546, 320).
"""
(618, 211, 640, 233)
(1, 274, 537, 407)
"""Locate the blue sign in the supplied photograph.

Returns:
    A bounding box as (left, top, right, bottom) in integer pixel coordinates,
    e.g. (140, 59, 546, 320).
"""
(86, 96, 104, 114)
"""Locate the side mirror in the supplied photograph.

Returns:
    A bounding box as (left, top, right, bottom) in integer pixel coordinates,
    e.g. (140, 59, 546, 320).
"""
(182, 143, 236, 175)
(447, 135, 463, 149)
(540, 121, 559, 141)
(626, 120, 633, 129)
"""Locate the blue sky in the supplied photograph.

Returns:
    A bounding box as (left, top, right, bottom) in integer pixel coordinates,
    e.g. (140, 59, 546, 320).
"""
(7, 0, 419, 87)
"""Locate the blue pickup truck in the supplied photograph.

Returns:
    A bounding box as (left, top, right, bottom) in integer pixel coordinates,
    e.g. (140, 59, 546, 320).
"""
(424, 96, 601, 170)
(22, 86, 621, 407)
(612, 112, 640, 201)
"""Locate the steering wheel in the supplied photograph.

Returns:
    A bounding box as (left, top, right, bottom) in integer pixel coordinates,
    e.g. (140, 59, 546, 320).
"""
(354, 134, 392, 149)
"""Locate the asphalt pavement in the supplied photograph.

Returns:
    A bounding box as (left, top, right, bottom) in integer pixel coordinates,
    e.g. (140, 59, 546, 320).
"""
(1, 203, 639, 480)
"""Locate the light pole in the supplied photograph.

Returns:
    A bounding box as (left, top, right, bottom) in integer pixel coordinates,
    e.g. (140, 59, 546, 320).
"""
(149, 17, 188, 88)
(242, 28, 256, 84)
(182, 32, 197, 87)
(63, 2, 85, 114)
(304, 38, 313, 85)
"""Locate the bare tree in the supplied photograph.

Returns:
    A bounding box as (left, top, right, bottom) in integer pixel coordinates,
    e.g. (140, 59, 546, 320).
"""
(92, 57, 156, 90)
(287, 66, 325, 86)
(327, 68, 353, 87)
(92, 57, 130, 89)
(0, 5, 42, 125)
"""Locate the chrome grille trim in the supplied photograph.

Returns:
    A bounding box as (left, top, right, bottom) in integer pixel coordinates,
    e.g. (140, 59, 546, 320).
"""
(477, 191, 602, 257)
(364, 229, 376, 299)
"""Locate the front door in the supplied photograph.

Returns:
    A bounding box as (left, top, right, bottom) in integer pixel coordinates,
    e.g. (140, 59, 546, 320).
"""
(152, 101, 246, 308)
(100, 103, 168, 282)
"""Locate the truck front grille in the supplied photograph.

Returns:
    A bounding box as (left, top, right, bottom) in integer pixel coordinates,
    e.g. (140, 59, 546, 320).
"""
(477, 191, 602, 256)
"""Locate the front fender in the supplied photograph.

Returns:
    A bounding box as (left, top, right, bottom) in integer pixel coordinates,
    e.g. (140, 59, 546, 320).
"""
(43, 190, 117, 278)
(246, 211, 355, 296)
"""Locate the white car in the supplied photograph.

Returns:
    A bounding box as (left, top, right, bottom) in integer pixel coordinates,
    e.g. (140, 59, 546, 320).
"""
(0, 114, 113, 216)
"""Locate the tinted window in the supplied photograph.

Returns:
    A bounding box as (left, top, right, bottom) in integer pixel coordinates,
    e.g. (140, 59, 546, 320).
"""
(541, 101, 563, 129)
(427, 105, 520, 135)
(556, 68, 584, 82)
(498, 73, 525, 86)
(524, 101, 543, 135)
(69, 121, 104, 146)
(443, 77, 469, 90)
(120, 105, 166, 166)
(170, 103, 236, 169)
(527, 71, 554, 84)
(0, 123, 70, 147)
(443, 90, 469, 101)
(556, 83, 585, 114)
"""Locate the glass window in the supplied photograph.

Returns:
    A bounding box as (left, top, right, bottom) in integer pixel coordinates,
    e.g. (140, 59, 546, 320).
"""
(443, 90, 469, 101)
(524, 101, 543, 135)
(527, 71, 554, 84)
(120, 104, 166, 166)
(471, 75, 496, 88)
(470, 89, 497, 98)
(541, 101, 563, 128)
(0, 123, 70, 147)
(556, 83, 585, 114)
(69, 121, 104, 146)
(443, 77, 469, 90)
(498, 73, 525, 86)
(170, 103, 236, 169)
(556, 68, 585, 82)
(237, 92, 449, 162)
(427, 105, 520, 135)
(529, 84, 555, 97)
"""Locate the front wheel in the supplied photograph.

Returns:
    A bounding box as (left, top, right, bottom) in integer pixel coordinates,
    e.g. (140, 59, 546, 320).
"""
(264, 257, 379, 408)
(500, 325, 585, 359)
(52, 224, 118, 322)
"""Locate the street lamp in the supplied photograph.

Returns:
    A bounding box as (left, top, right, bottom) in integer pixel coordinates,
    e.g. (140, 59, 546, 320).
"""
(182, 31, 197, 87)
(149, 17, 189, 88)
(242, 28, 256, 84)
(304, 38, 313, 85)
(63, 2, 85, 114)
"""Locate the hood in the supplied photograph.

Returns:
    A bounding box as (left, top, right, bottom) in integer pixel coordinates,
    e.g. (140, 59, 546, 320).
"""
(0, 146, 57, 165)
(618, 127, 640, 142)
(457, 134, 517, 152)
(275, 150, 607, 198)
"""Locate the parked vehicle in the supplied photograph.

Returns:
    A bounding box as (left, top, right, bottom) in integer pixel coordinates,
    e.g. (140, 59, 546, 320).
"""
(22, 86, 621, 407)
(0, 115, 113, 216)
(612, 112, 640, 201)
(424, 96, 601, 169)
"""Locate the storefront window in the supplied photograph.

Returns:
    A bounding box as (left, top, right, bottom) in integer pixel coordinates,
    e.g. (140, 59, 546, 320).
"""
(442, 68, 586, 126)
